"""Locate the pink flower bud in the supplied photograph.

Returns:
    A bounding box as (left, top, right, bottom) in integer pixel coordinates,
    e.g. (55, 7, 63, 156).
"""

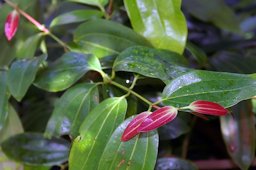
(5, 10, 20, 41)
(121, 111, 150, 142)
(138, 106, 178, 132)
(189, 100, 228, 116)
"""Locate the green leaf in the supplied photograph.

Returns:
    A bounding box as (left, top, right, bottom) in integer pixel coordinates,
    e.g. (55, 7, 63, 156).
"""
(183, 0, 240, 33)
(0, 149, 23, 170)
(50, 10, 103, 27)
(0, 71, 9, 131)
(69, 97, 127, 170)
(68, 0, 109, 10)
(155, 158, 198, 170)
(162, 70, 256, 108)
(186, 42, 208, 67)
(16, 33, 43, 59)
(1, 133, 70, 166)
(98, 117, 159, 170)
(7, 55, 46, 101)
(34, 52, 101, 92)
(124, 0, 187, 54)
(220, 100, 255, 170)
(45, 83, 99, 138)
(113, 46, 189, 83)
(73, 19, 151, 58)
(24, 165, 49, 170)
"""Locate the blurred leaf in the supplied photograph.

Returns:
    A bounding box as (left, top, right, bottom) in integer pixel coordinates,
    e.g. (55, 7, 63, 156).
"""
(220, 100, 255, 170)
(69, 97, 127, 170)
(24, 165, 49, 170)
(73, 19, 151, 58)
(98, 117, 159, 170)
(45, 83, 99, 138)
(162, 70, 256, 108)
(50, 10, 103, 27)
(0, 71, 9, 131)
(0, 37, 16, 67)
(16, 33, 43, 59)
(124, 0, 187, 54)
(183, 0, 240, 33)
(7, 55, 46, 101)
(155, 158, 198, 170)
(68, 0, 109, 10)
(34, 52, 101, 92)
(0, 149, 23, 170)
(1, 133, 70, 166)
(113, 46, 189, 84)
(186, 42, 208, 66)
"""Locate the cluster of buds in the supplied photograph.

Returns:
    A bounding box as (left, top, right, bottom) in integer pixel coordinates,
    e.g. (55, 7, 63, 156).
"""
(5, 10, 20, 41)
(121, 100, 228, 142)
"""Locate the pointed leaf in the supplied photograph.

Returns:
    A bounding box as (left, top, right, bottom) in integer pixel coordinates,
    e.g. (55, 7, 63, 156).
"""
(162, 70, 256, 108)
(220, 100, 255, 170)
(69, 97, 127, 170)
(156, 158, 198, 170)
(0, 71, 9, 130)
(5, 10, 20, 41)
(7, 55, 46, 101)
(99, 117, 159, 170)
(45, 83, 99, 137)
(1, 133, 70, 166)
(34, 52, 101, 92)
(124, 0, 187, 54)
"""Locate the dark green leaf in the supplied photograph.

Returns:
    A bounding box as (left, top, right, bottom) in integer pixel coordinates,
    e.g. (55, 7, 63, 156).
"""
(124, 0, 187, 54)
(1, 133, 70, 166)
(113, 46, 189, 83)
(98, 117, 159, 170)
(50, 10, 103, 27)
(45, 83, 99, 137)
(73, 19, 151, 58)
(34, 52, 101, 92)
(0, 71, 9, 130)
(162, 70, 256, 108)
(7, 55, 46, 101)
(186, 42, 208, 67)
(155, 158, 198, 170)
(68, 0, 109, 10)
(69, 97, 127, 170)
(220, 100, 255, 170)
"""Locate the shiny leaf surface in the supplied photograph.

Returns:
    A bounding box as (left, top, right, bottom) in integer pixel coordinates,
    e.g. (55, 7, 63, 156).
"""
(34, 52, 101, 92)
(124, 0, 187, 54)
(45, 83, 99, 137)
(69, 97, 127, 170)
(99, 117, 159, 170)
(0, 71, 9, 130)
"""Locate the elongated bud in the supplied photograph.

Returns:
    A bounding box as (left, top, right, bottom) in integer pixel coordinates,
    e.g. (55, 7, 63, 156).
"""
(5, 10, 20, 41)
(121, 112, 150, 142)
(138, 106, 178, 132)
(189, 100, 228, 116)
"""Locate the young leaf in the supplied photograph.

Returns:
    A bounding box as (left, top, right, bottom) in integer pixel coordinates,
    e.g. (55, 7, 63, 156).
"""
(50, 10, 103, 27)
(220, 100, 255, 170)
(162, 70, 256, 108)
(1, 133, 70, 166)
(45, 83, 99, 138)
(5, 10, 20, 41)
(69, 97, 127, 170)
(99, 117, 159, 170)
(0, 71, 9, 130)
(7, 55, 46, 101)
(124, 0, 187, 54)
(34, 52, 102, 92)
(113, 46, 189, 83)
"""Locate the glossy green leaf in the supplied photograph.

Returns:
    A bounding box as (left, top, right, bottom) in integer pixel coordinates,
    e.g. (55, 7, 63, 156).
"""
(155, 158, 198, 170)
(73, 19, 151, 58)
(1, 133, 70, 166)
(113, 46, 189, 83)
(16, 33, 43, 59)
(0, 71, 9, 131)
(98, 117, 159, 170)
(186, 42, 208, 67)
(50, 10, 103, 27)
(34, 52, 101, 92)
(7, 55, 46, 101)
(68, 0, 108, 10)
(45, 83, 99, 137)
(69, 97, 127, 170)
(221, 100, 255, 170)
(124, 0, 187, 54)
(162, 70, 256, 108)
(183, 0, 240, 33)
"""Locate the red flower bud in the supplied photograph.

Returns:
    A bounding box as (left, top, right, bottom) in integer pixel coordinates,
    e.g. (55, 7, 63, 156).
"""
(138, 106, 178, 132)
(121, 111, 150, 142)
(5, 10, 20, 41)
(189, 100, 228, 116)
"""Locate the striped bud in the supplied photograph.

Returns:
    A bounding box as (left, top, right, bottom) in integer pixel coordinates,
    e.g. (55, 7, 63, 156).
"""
(5, 10, 20, 41)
